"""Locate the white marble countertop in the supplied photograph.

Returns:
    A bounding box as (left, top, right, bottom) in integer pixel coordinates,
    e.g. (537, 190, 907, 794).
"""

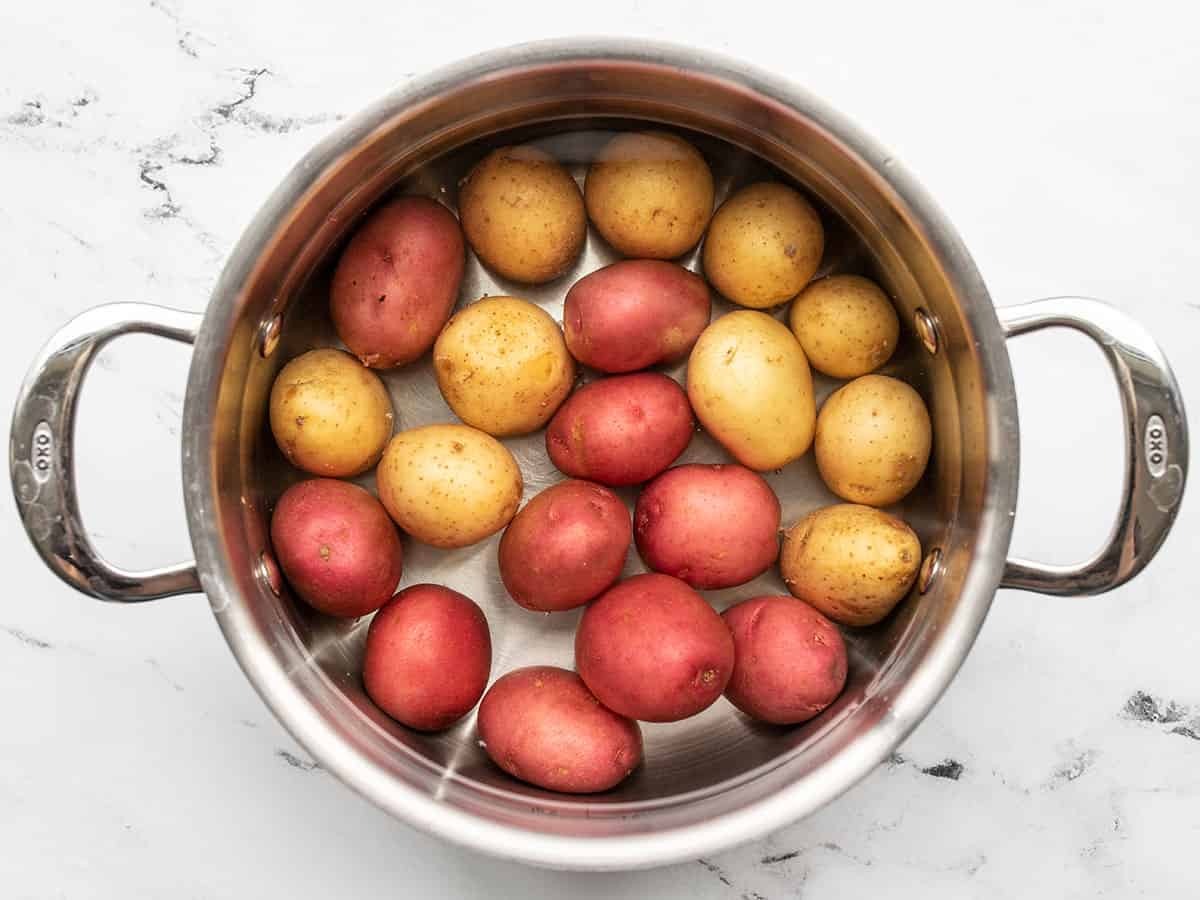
(3, 1, 1198, 897)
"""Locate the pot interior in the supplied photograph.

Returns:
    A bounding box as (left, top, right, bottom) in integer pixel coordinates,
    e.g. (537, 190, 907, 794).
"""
(191, 50, 1012, 853)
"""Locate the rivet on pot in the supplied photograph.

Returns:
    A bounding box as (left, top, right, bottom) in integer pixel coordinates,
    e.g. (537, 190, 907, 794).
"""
(258, 312, 283, 358)
(913, 308, 940, 355)
(918, 547, 943, 594)
(256, 551, 283, 597)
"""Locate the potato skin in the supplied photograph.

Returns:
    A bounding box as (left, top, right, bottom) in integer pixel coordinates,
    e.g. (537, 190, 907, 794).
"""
(584, 131, 714, 259)
(499, 480, 632, 612)
(635, 464, 780, 590)
(575, 574, 734, 722)
(546, 373, 694, 486)
(563, 260, 711, 372)
(459, 146, 586, 284)
(269, 348, 394, 477)
(722, 595, 847, 724)
(478, 666, 643, 793)
(433, 296, 575, 437)
(702, 182, 824, 309)
(330, 196, 465, 369)
(363, 584, 491, 731)
(375, 424, 522, 549)
(686, 311, 815, 471)
(814, 375, 932, 507)
(788, 275, 899, 378)
(781, 504, 921, 626)
(270, 479, 402, 618)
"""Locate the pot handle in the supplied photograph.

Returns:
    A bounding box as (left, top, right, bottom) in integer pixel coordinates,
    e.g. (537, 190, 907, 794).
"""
(997, 296, 1188, 595)
(9, 303, 204, 602)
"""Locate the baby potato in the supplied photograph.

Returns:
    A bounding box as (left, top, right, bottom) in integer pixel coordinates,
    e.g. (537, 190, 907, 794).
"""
(635, 464, 780, 590)
(499, 480, 632, 612)
(563, 260, 711, 373)
(363, 584, 491, 731)
(702, 182, 824, 309)
(814, 374, 932, 506)
(575, 574, 735, 723)
(722, 595, 847, 724)
(269, 348, 394, 477)
(478, 666, 643, 794)
(686, 311, 815, 471)
(330, 196, 465, 369)
(789, 275, 899, 378)
(546, 372, 694, 486)
(433, 296, 575, 437)
(458, 146, 586, 284)
(375, 424, 522, 548)
(584, 131, 714, 259)
(270, 479, 403, 618)
(780, 503, 921, 626)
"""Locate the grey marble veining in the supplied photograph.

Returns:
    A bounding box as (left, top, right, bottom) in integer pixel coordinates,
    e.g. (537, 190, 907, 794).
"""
(2, 1, 1199, 897)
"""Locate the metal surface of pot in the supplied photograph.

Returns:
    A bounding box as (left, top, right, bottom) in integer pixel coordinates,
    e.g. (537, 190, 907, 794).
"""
(9, 40, 1189, 870)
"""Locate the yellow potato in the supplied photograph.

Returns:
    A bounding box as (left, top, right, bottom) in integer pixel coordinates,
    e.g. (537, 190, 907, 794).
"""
(781, 503, 921, 627)
(789, 274, 899, 378)
(458, 146, 586, 284)
(686, 310, 815, 471)
(268, 348, 393, 477)
(702, 182, 824, 309)
(375, 424, 522, 548)
(814, 374, 932, 506)
(433, 296, 575, 437)
(584, 131, 714, 259)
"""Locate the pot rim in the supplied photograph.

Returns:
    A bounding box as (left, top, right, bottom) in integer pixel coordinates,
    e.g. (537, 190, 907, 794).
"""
(181, 37, 1020, 869)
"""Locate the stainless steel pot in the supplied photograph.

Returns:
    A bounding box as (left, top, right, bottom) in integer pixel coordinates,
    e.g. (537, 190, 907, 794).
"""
(9, 40, 1189, 870)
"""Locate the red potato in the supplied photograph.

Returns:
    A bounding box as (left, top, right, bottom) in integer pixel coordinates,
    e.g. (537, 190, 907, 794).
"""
(575, 574, 734, 722)
(270, 479, 402, 618)
(478, 666, 643, 793)
(330, 196, 465, 369)
(635, 464, 780, 590)
(363, 584, 491, 731)
(563, 260, 711, 373)
(499, 481, 632, 612)
(722, 595, 847, 725)
(546, 373, 694, 486)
